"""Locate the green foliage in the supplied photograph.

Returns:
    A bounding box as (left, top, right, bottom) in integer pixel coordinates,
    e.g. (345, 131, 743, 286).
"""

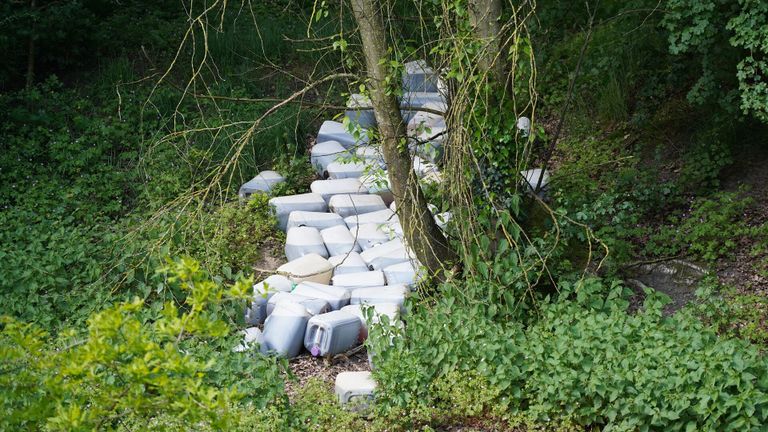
(179, 194, 284, 278)
(270, 155, 317, 197)
(646, 191, 763, 261)
(696, 277, 768, 347)
(663, 0, 768, 122)
(0, 257, 286, 431)
(0, 0, 182, 89)
(263, 378, 367, 432)
(678, 128, 733, 191)
(372, 276, 768, 431)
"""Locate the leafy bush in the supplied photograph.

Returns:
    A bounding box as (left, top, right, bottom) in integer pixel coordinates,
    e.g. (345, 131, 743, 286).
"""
(371, 276, 768, 431)
(0, 257, 286, 431)
(696, 277, 768, 347)
(663, 0, 768, 122)
(178, 194, 284, 278)
(645, 191, 761, 261)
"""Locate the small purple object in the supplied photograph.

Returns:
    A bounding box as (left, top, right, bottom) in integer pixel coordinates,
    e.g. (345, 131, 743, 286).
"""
(310, 345, 321, 356)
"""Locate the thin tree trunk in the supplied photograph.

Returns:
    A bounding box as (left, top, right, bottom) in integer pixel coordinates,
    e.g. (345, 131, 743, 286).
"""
(349, 0, 457, 276)
(26, 0, 36, 89)
(469, 0, 504, 86)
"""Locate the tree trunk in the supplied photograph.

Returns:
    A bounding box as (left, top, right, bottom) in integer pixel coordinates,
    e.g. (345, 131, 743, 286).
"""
(26, 0, 37, 89)
(469, 0, 504, 87)
(349, 0, 457, 277)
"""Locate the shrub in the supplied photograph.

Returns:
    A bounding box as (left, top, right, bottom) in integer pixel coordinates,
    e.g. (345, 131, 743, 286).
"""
(645, 191, 760, 261)
(0, 257, 285, 431)
(178, 194, 284, 279)
(371, 276, 768, 431)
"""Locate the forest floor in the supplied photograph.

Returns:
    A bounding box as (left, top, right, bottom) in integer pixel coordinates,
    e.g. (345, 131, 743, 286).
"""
(718, 144, 768, 297)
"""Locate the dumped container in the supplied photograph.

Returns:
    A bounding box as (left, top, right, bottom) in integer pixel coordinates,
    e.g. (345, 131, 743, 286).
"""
(350, 223, 393, 250)
(286, 211, 345, 231)
(239, 170, 286, 198)
(402, 60, 439, 93)
(434, 211, 452, 230)
(269, 193, 328, 231)
(356, 145, 385, 164)
(266, 292, 331, 316)
(360, 239, 414, 270)
(328, 252, 370, 276)
(335, 371, 377, 406)
(383, 261, 421, 288)
(233, 327, 265, 353)
(317, 120, 367, 149)
(311, 140, 349, 177)
(326, 160, 370, 180)
(328, 194, 387, 218)
(400, 91, 446, 108)
(321, 225, 361, 256)
(245, 275, 293, 325)
(292, 281, 351, 310)
(521, 168, 550, 192)
(332, 270, 386, 291)
(359, 170, 393, 205)
(341, 303, 400, 341)
(285, 226, 329, 261)
(345, 94, 377, 129)
(412, 156, 439, 178)
(406, 104, 446, 136)
(344, 209, 398, 231)
(277, 253, 334, 285)
(262, 302, 311, 358)
(310, 178, 367, 203)
(304, 310, 362, 356)
(350, 285, 408, 311)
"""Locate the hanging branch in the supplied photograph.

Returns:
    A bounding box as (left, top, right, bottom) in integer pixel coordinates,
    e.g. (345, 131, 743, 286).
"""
(533, 0, 599, 193)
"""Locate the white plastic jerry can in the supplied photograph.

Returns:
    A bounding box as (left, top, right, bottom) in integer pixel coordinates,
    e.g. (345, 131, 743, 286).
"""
(239, 170, 286, 198)
(292, 281, 351, 310)
(321, 224, 361, 257)
(359, 170, 393, 205)
(245, 274, 293, 325)
(359, 238, 415, 269)
(262, 302, 312, 358)
(286, 211, 345, 231)
(317, 120, 368, 149)
(402, 60, 440, 92)
(304, 310, 362, 356)
(232, 327, 264, 353)
(335, 371, 377, 406)
(350, 223, 394, 250)
(382, 260, 421, 289)
(310, 178, 367, 203)
(344, 209, 397, 231)
(276, 253, 334, 285)
(350, 285, 408, 311)
(285, 226, 329, 261)
(310, 140, 349, 176)
(266, 292, 331, 317)
(269, 193, 328, 231)
(328, 194, 387, 218)
(355, 145, 385, 164)
(326, 160, 370, 180)
(328, 252, 370, 276)
(331, 270, 386, 291)
(345, 94, 377, 129)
